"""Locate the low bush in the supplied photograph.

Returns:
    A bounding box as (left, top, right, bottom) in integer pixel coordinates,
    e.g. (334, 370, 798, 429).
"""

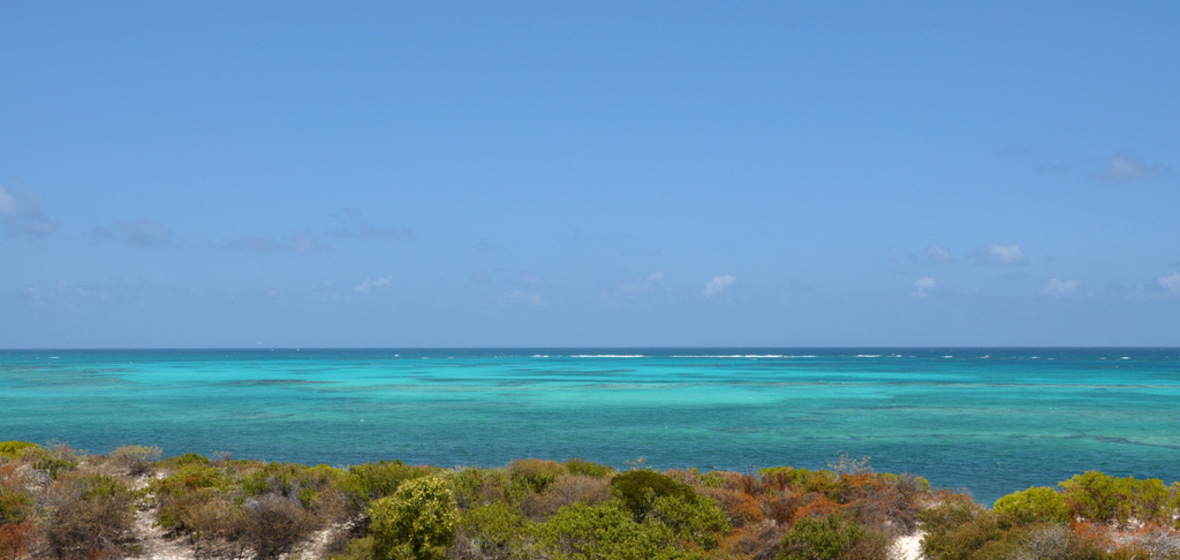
(450, 502, 537, 560)
(109, 444, 162, 476)
(1060, 471, 1172, 525)
(1006, 524, 1109, 560)
(37, 473, 138, 560)
(704, 487, 766, 528)
(776, 513, 885, 560)
(161, 452, 210, 469)
(369, 476, 458, 560)
(919, 503, 1030, 560)
(32, 441, 82, 480)
(648, 493, 730, 550)
(0, 442, 39, 462)
(610, 469, 698, 523)
(343, 460, 437, 507)
(0, 465, 33, 525)
(152, 462, 232, 531)
(563, 459, 615, 479)
(993, 487, 1070, 527)
(243, 494, 317, 559)
(539, 502, 687, 560)
(510, 459, 567, 494)
(523, 475, 612, 521)
(844, 474, 924, 536)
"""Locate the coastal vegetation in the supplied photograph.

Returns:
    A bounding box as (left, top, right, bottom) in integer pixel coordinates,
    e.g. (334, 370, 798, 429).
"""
(1, 441, 1178, 560)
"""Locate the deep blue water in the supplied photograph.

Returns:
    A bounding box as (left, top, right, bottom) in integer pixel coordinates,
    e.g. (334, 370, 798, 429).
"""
(1, 348, 1178, 503)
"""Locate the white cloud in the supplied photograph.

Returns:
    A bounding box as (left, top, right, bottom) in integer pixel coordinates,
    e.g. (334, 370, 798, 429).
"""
(1043, 278, 1081, 297)
(912, 277, 938, 299)
(974, 243, 1028, 266)
(1097, 154, 1170, 182)
(352, 277, 391, 295)
(0, 184, 56, 237)
(0, 187, 17, 215)
(519, 273, 546, 287)
(923, 243, 955, 263)
(1159, 272, 1180, 294)
(620, 272, 667, 295)
(224, 231, 330, 254)
(702, 274, 736, 297)
(90, 219, 172, 248)
(329, 209, 415, 240)
(498, 290, 542, 306)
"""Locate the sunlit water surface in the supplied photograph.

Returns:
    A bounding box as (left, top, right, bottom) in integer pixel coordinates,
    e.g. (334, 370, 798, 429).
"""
(2, 348, 1177, 503)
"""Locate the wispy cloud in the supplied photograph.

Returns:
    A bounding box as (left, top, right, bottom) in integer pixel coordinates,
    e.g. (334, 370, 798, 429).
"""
(352, 277, 391, 295)
(89, 219, 172, 248)
(474, 239, 505, 252)
(224, 231, 330, 254)
(621, 272, 668, 295)
(997, 144, 1034, 156)
(1043, 278, 1081, 297)
(329, 223, 414, 240)
(330, 209, 414, 240)
(911, 277, 938, 299)
(498, 290, 542, 306)
(1096, 154, 1171, 182)
(0, 183, 56, 237)
(518, 273, 546, 287)
(1159, 272, 1180, 294)
(702, 274, 736, 297)
(973, 243, 1028, 266)
(908, 242, 956, 264)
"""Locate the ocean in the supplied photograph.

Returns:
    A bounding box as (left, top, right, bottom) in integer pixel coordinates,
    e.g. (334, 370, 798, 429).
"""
(1, 348, 1177, 503)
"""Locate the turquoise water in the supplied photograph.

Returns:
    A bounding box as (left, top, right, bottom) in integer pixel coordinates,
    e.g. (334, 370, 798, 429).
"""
(1, 348, 1177, 503)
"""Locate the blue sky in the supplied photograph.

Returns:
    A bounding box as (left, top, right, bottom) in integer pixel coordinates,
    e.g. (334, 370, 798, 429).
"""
(2, 2, 1178, 348)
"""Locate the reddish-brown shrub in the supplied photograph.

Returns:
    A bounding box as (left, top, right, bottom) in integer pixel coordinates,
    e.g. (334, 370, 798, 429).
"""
(521, 474, 610, 520)
(790, 493, 842, 523)
(722, 520, 784, 560)
(703, 487, 765, 528)
(0, 520, 36, 560)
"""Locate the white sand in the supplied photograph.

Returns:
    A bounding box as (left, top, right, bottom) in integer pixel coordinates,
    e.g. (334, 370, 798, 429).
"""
(890, 531, 926, 560)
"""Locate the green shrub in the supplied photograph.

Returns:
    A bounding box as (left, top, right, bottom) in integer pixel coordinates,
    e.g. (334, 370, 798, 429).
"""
(451, 502, 538, 560)
(32, 442, 81, 480)
(0, 491, 31, 525)
(38, 473, 138, 560)
(776, 513, 882, 560)
(0, 441, 39, 461)
(540, 502, 690, 560)
(329, 536, 376, 560)
(448, 467, 492, 509)
(368, 476, 457, 560)
(610, 470, 698, 523)
(343, 460, 436, 506)
(993, 487, 1070, 527)
(563, 459, 615, 479)
(761, 467, 845, 499)
(151, 463, 233, 531)
(161, 452, 210, 469)
(510, 459, 568, 494)
(648, 494, 730, 550)
(919, 504, 1026, 560)
(109, 444, 162, 476)
(1060, 471, 1172, 525)
(1008, 524, 1108, 560)
(697, 471, 729, 489)
(1060, 471, 1123, 523)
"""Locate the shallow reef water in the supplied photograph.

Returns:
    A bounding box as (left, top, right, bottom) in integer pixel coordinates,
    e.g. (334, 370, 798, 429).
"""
(2, 348, 1177, 503)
